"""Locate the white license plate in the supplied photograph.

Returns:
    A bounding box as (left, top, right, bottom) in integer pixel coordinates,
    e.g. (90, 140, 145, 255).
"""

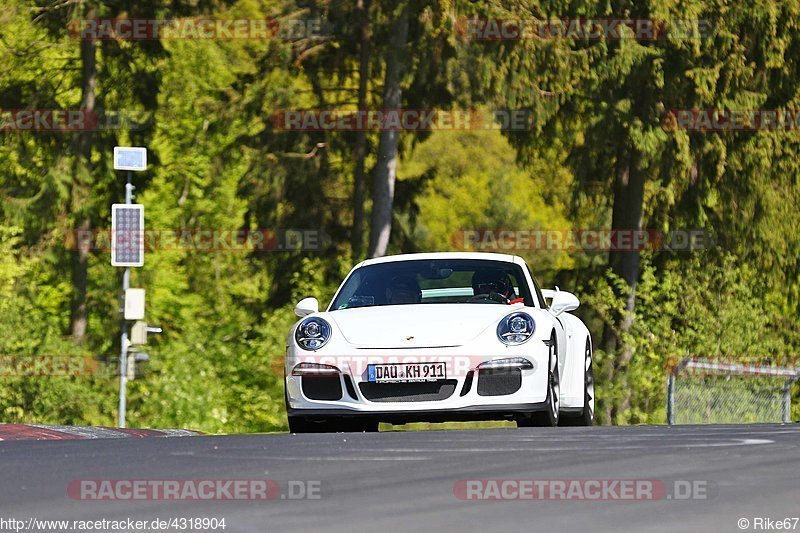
(367, 362, 446, 383)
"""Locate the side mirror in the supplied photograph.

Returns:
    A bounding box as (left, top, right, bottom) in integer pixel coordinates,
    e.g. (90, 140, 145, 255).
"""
(294, 297, 319, 317)
(548, 289, 580, 316)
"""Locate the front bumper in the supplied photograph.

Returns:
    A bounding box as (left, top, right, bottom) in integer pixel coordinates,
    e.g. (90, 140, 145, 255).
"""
(285, 402, 550, 424)
(285, 344, 550, 421)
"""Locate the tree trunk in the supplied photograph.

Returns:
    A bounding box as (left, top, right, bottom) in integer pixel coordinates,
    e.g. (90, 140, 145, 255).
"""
(609, 157, 645, 299)
(70, 7, 97, 344)
(367, 3, 408, 258)
(601, 152, 645, 422)
(351, 0, 371, 259)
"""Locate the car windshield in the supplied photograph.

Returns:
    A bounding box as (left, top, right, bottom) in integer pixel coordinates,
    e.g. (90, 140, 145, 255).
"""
(330, 259, 534, 309)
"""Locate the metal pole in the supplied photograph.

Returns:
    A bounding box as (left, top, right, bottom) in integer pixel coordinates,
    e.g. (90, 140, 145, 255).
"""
(667, 357, 690, 426)
(667, 374, 675, 426)
(118, 171, 134, 428)
(118, 267, 129, 427)
(782, 380, 791, 424)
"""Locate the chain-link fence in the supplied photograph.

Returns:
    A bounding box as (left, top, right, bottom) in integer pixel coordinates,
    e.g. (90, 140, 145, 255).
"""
(667, 358, 799, 425)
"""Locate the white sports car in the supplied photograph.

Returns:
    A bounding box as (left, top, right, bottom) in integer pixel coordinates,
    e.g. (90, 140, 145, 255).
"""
(284, 252, 594, 432)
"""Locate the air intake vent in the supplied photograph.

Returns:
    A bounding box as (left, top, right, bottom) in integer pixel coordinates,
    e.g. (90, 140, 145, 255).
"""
(302, 376, 343, 401)
(477, 368, 522, 396)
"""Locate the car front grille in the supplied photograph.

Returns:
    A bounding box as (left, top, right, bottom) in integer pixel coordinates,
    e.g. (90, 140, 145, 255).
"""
(301, 376, 343, 401)
(358, 380, 458, 402)
(477, 368, 522, 396)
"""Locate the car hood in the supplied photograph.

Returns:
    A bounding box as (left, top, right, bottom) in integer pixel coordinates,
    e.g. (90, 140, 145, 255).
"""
(326, 304, 519, 348)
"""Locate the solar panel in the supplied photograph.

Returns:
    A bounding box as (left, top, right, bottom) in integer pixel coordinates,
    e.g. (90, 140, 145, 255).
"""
(111, 204, 144, 267)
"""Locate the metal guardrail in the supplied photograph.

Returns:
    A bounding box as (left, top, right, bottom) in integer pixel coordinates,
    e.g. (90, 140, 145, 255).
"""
(667, 357, 800, 425)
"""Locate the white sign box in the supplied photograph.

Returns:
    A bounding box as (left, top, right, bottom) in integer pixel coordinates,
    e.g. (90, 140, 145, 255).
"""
(124, 288, 146, 320)
(113, 146, 147, 171)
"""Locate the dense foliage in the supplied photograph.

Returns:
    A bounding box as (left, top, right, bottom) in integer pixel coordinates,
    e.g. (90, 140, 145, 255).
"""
(1, 0, 799, 431)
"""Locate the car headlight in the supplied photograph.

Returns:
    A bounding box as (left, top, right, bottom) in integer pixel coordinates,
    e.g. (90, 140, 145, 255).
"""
(497, 312, 535, 345)
(295, 317, 332, 350)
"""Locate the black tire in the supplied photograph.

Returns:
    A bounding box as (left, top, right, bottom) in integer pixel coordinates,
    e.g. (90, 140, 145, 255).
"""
(518, 331, 560, 427)
(560, 338, 595, 426)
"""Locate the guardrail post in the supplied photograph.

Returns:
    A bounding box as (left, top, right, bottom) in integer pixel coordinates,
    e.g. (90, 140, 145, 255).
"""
(782, 380, 792, 424)
(667, 357, 690, 426)
(667, 374, 675, 426)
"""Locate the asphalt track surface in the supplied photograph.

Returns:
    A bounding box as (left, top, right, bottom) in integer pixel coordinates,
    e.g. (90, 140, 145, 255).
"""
(0, 424, 798, 532)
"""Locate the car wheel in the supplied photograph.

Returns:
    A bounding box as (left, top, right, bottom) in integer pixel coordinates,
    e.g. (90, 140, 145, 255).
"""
(559, 337, 595, 426)
(518, 331, 560, 427)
